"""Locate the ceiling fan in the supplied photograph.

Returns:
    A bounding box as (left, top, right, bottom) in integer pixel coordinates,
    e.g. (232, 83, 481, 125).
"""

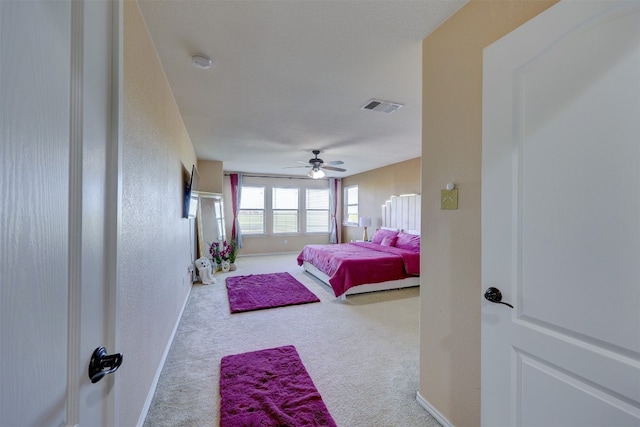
(285, 150, 346, 178)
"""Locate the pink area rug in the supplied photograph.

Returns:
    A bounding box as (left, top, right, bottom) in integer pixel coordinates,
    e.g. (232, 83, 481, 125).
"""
(225, 272, 320, 313)
(219, 345, 337, 427)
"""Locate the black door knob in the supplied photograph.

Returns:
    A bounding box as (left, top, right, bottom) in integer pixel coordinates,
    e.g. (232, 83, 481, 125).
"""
(484, 287, 514, 308)
(88, 347, 123, 383)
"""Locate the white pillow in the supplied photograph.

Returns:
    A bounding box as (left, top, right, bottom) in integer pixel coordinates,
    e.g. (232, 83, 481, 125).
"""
(402, 229, 420, 235)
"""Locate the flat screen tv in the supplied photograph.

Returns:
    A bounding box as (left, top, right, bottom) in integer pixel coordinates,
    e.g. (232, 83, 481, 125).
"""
(183, 164, 200, 219)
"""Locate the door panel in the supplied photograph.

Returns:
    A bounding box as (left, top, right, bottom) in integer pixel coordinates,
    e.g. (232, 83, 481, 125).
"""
(0, 2, 71, 425)
(519, 354, 639, 427)
(482, 1, 640, 426)
(517, 6, 639, 352)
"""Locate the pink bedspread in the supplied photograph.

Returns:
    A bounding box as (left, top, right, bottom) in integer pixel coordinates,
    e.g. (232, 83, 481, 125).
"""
(296, 242, 420, 296)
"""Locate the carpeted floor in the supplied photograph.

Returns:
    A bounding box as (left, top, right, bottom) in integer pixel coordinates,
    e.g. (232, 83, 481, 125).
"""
(142, 253, 441, 427)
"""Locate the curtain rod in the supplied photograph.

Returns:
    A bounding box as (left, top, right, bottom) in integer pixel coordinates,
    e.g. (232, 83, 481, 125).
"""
(224, 173, 336, 181)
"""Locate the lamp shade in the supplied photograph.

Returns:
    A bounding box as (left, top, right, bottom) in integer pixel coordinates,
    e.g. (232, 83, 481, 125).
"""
(358, 217, 371, 228)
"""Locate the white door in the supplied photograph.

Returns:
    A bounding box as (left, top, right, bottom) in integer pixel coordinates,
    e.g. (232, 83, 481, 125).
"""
(0, 1, 122, 425)
(482, 1, 640, 426)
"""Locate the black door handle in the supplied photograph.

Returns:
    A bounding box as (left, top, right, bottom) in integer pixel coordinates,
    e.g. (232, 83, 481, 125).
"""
(484, 287, 514, 308)
(88, 347, 123, 383)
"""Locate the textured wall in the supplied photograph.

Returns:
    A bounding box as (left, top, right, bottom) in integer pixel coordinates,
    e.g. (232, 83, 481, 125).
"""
(198, 159, 224, 194)
(120, 1, 197, 425)
(419, 1, 558, 425)
(341, 157, 421, 243)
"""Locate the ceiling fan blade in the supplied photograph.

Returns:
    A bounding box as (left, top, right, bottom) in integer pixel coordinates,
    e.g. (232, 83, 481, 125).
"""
(285, 151, 344, 172)
(320, 165, 346, 172)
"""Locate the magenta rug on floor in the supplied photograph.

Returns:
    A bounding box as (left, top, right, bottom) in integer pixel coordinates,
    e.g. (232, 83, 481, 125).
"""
(225, 272, 320, 313)
(219, 345, 337, 427)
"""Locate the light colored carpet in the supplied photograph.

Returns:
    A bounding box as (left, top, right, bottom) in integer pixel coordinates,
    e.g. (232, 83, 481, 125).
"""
(142, 253, 441, 427)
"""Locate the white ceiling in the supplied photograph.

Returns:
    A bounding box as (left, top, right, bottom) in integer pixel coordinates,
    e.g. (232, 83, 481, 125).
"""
(137, 0, 467, 178)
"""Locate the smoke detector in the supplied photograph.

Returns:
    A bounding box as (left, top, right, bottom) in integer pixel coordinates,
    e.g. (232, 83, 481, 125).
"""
(360, 99, 404, 114)
(192, 54, 212, 69)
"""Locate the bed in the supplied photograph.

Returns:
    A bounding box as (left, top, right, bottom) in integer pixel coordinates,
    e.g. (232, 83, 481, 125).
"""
(297, 194, 421, 298)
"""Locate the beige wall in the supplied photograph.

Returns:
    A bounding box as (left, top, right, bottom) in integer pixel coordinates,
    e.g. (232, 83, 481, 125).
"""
(342, 157, 421, 243)
(198, 159, 224, 194)
(121, 1, 198, 425)
(419, 1, 558, 425)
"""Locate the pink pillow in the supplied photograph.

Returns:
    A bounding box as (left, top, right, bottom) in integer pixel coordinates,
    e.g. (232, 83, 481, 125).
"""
(395, 232, 420, 252)
(371, 228, 398, 245)
(381, 235, 397, 246)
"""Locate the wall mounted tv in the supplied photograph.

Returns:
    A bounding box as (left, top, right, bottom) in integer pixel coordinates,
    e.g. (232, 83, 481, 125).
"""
(183, 164, 200, 219)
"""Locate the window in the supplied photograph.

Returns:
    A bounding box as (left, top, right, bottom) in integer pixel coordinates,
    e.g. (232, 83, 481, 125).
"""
(305, 188, 329, 233)
(238, 178, 331, 237)
(344, 185, 358, 225)
(272, 187, 298, 234)
(238, 186, 265, 234)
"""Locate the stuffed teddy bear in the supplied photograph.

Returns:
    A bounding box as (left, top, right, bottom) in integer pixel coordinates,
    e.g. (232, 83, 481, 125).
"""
(195, 257, 216, 285)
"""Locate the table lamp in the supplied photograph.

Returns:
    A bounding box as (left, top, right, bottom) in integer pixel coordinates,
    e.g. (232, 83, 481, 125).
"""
(359, 216, 372, 241)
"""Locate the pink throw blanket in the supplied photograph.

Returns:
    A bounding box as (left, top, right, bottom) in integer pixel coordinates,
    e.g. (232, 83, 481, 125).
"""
(297, 242, 419, 296)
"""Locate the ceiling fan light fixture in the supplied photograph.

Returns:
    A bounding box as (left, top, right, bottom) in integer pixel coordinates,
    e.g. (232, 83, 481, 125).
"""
(308, 168, 325, 179)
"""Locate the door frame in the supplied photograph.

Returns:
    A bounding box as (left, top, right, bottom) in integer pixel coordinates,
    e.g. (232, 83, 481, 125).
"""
(65, 0, 123, 424)
(103, 0, 123, 423)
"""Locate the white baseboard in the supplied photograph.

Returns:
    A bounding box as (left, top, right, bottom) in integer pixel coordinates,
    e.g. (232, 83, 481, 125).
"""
(236, 251, 299, 257)
(416, 391, 454, 427)
(136, 287, 192, 427)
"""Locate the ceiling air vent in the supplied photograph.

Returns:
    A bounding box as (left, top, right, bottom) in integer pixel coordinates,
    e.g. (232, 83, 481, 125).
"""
(360, 99, 404, 114)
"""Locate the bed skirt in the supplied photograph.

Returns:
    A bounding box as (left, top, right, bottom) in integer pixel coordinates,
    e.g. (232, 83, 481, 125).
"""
(302, 261, 420, 299)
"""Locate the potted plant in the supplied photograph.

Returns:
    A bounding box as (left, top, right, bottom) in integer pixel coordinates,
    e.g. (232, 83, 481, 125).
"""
(228, 240, 238, 271)
(209, 240, 238, 272)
